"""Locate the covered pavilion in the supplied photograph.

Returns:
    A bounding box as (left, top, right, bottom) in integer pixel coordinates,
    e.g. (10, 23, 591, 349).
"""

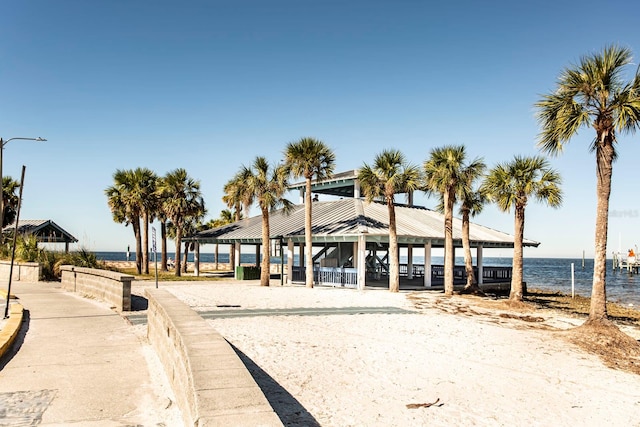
(190, 171, 539, 290)
(3, 219, 78, 252)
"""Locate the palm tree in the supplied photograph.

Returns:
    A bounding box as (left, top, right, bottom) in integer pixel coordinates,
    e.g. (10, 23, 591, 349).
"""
(284, 137, 336, 288)
(424, 146, 482, 296)
(358, 149, 421, 292)
(237, 156, 292, 286)
(157, 168, 205, 277)
(132, 168, 157, 275)
(431, 151, 487, 295)
(105, 169, 143, 274)
(482, 156, 562, 302)
(535, 45, 640, 325)
(2, 176, 21, 228)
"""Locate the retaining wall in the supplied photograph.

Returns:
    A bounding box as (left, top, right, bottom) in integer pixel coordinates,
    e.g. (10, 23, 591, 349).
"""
(0, 260, 41, 282)
(146, 288, 283, 427)
(59, 266, 133, 312)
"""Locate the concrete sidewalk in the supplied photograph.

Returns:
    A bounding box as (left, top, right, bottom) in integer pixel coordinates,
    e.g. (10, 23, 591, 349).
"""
(0, 281, 180, 426)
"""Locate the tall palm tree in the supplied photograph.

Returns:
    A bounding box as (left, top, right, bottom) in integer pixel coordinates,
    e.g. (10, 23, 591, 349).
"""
(157, 168, 205, 277)
(284, 137, 336, 288)
(238, 156, 292, 286)
(535, 45, 640, 324)
(358, 149, 421, 292)
(132, 168, 157, 275)
(105, 169, 143, 274)
(432, 152, 487, 294)
(482, 156, 562, 302)
(424, 145, 482, 296)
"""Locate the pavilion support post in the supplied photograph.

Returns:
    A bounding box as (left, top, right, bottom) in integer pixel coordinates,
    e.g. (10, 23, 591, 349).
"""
(424, 241, 432, 287)
(477, 244, 484, 285)
(234, 243, 241, 279)
(299, 188, 304, 204)
(255, 243, 260, 266)
(357, 235, 366, 290)
(352, 241, 358, 267)
(194, 242, 200, 277)
(65, 242, 69, 253)
(287, 239, 294, 285)
(407, 244, 414, 280)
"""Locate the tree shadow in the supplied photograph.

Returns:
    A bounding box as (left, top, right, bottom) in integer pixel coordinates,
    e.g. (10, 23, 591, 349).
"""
(0, 309, 30, 370)
(228, 342, 320, 427)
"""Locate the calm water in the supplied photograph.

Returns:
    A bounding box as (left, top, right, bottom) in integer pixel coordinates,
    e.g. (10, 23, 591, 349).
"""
(96, 252, 640, 307)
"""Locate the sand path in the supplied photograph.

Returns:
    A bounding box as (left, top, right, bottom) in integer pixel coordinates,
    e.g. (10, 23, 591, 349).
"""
(143, 281, 640, 426)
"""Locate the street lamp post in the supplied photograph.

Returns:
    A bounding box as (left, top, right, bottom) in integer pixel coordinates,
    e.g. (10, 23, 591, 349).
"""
(0, 137, 46, 236)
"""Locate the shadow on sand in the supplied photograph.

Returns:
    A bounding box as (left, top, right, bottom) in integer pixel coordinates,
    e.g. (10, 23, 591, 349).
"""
(130, 294, 149, 311)
(229, 342, 320, 427)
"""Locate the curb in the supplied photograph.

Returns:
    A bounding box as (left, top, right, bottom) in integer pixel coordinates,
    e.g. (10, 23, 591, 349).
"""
(0, 303, 24, 358)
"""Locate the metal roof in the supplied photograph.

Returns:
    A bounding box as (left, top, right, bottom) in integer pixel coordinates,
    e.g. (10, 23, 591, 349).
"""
(192, 199, 539, 248)
(289, 170, 360, 198)
(3, 219, 78, 243)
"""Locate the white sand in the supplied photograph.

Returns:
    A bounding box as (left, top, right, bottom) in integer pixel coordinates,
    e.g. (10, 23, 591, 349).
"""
(149, 281, 640, 426)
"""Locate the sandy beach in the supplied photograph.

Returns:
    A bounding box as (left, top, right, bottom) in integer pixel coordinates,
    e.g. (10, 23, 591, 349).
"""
(129, 280, 640, 426)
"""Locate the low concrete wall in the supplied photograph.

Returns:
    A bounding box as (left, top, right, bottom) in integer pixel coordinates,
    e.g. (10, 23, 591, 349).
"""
(0, 260, 41, 282)
(146, 288, 283, 427)
(60, 266, 133, 312)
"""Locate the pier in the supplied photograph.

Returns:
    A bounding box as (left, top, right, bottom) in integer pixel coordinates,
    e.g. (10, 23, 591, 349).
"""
(612, 251, 640, 273)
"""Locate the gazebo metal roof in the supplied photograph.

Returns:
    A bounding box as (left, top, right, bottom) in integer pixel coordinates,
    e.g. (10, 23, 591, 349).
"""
(3, 219, 78, 244)
(192, 198, 538, 249)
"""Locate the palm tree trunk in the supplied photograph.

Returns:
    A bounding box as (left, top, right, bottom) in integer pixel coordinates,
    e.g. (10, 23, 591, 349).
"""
(510, 205, 525, 301)
(305, 178, 314, 288)
(133, 217, 142, 274)
(174, 227, 182, 277)
(142, 211, 149, 274)
(182, 241, 189, 273)
(588, 142, 614, 323)
(388, 200, 400, 292)
(461, 210, 480, 293)
(161, 220, 168, 272)
(443, 189, 455, 296)
(260, 206, 271, 286)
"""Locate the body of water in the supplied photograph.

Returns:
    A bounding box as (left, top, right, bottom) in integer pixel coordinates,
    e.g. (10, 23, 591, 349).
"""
(95, 252, 640, 307)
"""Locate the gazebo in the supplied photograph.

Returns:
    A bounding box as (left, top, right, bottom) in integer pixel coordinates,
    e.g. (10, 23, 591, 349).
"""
(3, 219, 78, 252)
(190, 171, 539, 290)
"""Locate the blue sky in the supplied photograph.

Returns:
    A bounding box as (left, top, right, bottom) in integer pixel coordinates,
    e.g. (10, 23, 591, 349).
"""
(2, 0, 640, 258)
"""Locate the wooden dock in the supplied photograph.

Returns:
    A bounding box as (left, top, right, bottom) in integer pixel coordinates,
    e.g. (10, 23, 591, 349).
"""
(613, 252, 640, 273)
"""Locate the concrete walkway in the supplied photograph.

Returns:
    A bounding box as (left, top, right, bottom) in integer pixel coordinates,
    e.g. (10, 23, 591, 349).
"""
(0, 281, 178, 426)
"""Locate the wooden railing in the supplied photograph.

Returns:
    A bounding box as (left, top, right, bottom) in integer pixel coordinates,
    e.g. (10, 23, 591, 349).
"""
(291, 264, 512, 285)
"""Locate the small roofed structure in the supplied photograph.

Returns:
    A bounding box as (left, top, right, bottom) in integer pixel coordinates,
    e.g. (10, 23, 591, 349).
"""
(3, 219, 78, 252)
